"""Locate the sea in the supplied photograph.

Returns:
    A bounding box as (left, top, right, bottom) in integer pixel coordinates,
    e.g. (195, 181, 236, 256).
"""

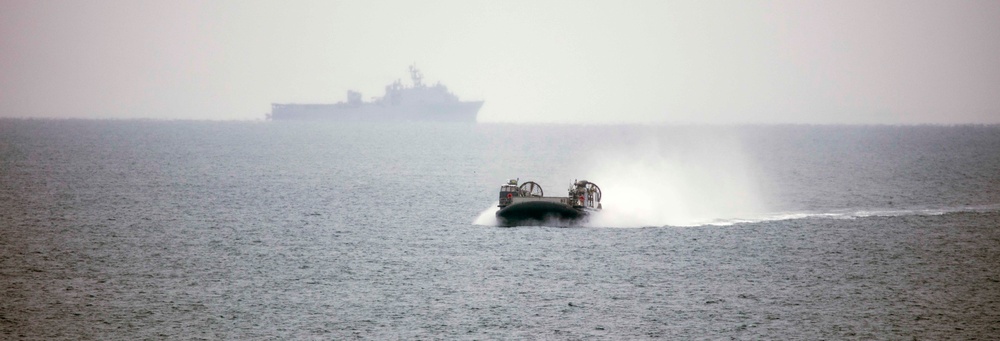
(2, 119, 999, 339)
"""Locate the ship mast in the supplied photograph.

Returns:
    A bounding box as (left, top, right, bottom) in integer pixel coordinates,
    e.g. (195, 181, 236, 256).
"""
(409, 65, 424, 88)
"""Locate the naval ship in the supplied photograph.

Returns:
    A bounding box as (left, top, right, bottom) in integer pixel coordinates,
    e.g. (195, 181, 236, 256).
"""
(495, 179, 602, 226)
(269, 66, 483, 122)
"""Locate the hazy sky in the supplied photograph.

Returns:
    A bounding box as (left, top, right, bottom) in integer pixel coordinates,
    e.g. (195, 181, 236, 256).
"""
(2, 0, 999, 123)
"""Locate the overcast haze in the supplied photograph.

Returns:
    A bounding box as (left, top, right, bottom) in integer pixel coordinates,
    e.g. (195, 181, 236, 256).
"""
(2, 0, 999, 124)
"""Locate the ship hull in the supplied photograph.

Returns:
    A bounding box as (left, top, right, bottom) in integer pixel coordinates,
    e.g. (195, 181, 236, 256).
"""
(496, 201, 589, 227)
(270, 101, 483, 122)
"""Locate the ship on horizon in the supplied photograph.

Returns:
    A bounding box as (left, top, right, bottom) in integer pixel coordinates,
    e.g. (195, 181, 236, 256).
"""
(269, 66, 483, 122)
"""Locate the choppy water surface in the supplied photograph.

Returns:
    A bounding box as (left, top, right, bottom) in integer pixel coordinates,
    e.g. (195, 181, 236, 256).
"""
(2, 120, 999, 339)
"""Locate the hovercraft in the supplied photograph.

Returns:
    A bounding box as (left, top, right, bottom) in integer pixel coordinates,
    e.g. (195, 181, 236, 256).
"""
(495, 179, 602, 226)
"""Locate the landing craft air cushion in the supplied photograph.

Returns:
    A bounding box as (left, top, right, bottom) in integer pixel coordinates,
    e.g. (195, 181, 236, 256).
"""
(495, 179, 602, 226)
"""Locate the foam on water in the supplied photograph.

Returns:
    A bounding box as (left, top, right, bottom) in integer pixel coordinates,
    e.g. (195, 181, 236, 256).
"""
(723, 204, 1000, 225)
(585, 204, 1000, 228)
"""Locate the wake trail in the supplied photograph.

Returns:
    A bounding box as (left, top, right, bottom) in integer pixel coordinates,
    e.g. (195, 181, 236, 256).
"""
(585, 204, 1000, 228)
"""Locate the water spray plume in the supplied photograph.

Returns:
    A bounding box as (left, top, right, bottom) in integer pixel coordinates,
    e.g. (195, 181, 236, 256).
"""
(472, 128, 770, 228)
(473, 203, 500, 226)
(582, 130, 767, 227)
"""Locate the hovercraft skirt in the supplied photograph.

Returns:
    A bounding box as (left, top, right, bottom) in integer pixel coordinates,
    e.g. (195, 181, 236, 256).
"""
(496, 201, 585, 226)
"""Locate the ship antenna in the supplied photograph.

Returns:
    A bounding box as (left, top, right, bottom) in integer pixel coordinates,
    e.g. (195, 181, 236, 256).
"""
(409, 64, 423, 87)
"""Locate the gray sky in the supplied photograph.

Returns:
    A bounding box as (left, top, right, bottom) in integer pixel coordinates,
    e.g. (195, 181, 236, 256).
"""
(2, 0, 999, 124)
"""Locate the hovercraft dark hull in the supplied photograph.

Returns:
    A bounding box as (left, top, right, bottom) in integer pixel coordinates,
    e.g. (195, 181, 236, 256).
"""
(496, 201, 587, 226)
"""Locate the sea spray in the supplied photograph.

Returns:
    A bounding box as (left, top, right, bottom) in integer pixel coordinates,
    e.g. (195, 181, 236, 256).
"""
(473, 203, 501, 226)
(472, 126, 771, 227)
(580, 128, 768, 227)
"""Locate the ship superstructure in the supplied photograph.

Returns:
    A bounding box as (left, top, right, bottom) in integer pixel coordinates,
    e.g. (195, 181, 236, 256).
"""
(269, 66, 483, 121)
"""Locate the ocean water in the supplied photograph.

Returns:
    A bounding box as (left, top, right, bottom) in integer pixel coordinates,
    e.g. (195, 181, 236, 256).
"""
(2, 119, 999, 339)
